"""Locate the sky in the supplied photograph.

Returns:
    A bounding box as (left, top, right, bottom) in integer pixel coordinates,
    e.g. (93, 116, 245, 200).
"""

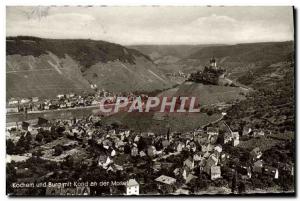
(6, 6, 294, 45)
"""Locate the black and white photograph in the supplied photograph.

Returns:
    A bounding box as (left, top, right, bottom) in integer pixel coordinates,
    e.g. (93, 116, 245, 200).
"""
(5, 5, 295, 196)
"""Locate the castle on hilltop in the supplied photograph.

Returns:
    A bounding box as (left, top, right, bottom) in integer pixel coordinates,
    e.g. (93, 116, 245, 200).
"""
(189, 57, 227, 85)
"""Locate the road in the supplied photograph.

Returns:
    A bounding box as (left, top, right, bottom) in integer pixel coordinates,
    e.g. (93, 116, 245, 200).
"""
(153, 151, 180, 162)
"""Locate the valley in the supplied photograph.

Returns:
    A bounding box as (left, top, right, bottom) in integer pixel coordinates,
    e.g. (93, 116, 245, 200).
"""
(6, 36, 295, 196)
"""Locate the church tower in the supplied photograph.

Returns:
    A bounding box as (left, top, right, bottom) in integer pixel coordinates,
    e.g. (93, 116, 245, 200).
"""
(209, 57, 217, 69)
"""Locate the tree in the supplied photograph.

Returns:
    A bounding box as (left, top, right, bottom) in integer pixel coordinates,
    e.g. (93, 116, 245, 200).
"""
(54, 145, 63, 156)
(238, 182, 246, 194)
(35, 132, 44, 143)
(7, 139, 16, 154)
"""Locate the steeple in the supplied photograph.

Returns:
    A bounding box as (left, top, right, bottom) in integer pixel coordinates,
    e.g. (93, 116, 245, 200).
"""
(209, 57, 217, 68)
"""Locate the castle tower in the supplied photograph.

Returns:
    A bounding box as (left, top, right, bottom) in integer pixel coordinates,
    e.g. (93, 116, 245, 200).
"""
(210, 57, 217, 68)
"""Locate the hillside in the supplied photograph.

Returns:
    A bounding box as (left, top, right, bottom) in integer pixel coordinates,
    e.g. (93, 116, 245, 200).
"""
(129, 45, 203, 60)
(129, 44, 223, 65)
(225, 60, 295, 140)
(158, 81, 248, 106)
(101, 81, 248, 132)
(6, 36, 173, 98)
(132, 42, 294, 79)
(187, 41, 294, 78)
(189, 41, 293, 64)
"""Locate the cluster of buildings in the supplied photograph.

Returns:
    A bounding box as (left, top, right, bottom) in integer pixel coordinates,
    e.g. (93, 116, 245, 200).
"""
(6, 109, 294, 195)
(6, 90, 143, 114)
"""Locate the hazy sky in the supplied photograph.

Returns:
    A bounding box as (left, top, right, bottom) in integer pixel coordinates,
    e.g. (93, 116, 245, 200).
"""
(6, 6, 294, 45)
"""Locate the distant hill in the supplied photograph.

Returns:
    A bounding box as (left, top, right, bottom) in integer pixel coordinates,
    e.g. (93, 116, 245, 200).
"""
(187, 41, 294, 78)
(129, 44, 222, 64)
(132, 42, 294, 78)
(189, 41, 293, 64)
(6, 36, 173, 98)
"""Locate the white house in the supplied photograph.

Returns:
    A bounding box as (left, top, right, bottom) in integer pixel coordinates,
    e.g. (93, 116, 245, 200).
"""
(98, 155, 111, 169)
(232, 132, 239, 147)
(211, 166, 221, 180)
(126, 179, 139, 195)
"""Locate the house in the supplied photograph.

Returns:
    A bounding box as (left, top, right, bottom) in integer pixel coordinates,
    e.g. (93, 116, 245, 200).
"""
(155, 175, 177, 194)
(31, 97, 39, 103)
(175, 188, 190, 195)
(8, 98, 19, 105)
(153, 162, 162, 172)
(139, 151, 146, 157)
(181, 132, 194, 141)
(102, 139, 113, 149)
(189, 141, 197, 152)
(201, 143, 214, 152)
(204, 154, 218, 175)
(68, 93, 75, 98)
(223, 132, 232, 144)
(207, 127, 219, 144)
(242, 126, 252, 136)
(193, 152, 202, 161)
(110, 149, 116, 157)
(60, 103, 67, 109)
(207, 127, 218, 136)
(183, 158, 194, 170)
(98, 155, 111, 169)
(250, 147, 262, 159)
(57, 94, 65, 99)
(131, 147, 139, 157)
(237, 166, 252, 179)
(194, 134, 208, 145)
(199, 158, 206, 173)
(115, 140, 125, 149)
(232, 132, 239, 146)
(162, 139, 170, 149)
(211, 166, 221, 180)
(134, 135, 140, 142)
(20, 98, 31, 104)
(203, 151, 211, 158)
(193, 128, 204, 136)
(264, 166, 279, 179)
(185, 173, 197, 184)
(253, 130, 265, 138)
(173, 168, 181, 176)
(7, 106, 19, 113)
(147, 146, 156, 157)
(155, 175, 176, 185)
(126, 179, 139, 195)
(214, 145, 222, 154)
(253, 160, 263, 173)
(220, 153, 230, 165)
(174, 141, 185, 152)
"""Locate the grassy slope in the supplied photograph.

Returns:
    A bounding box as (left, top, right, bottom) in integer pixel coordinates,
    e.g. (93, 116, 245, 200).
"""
(158, 82, 247, 106)
(102, 111, 222, 133)
(102, 81, 247, 133)
(6, 36, 174, 98)
(7, 36, 151, 68)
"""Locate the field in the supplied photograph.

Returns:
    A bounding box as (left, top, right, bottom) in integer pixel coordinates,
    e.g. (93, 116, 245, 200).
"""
(102, 111, 222, 133)
(159, 81, 248, 106)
